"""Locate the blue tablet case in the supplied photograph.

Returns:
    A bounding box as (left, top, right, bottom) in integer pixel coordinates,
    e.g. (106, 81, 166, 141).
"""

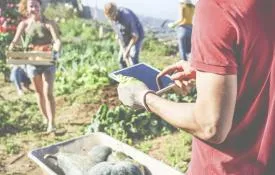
(109, 63, 173, 92)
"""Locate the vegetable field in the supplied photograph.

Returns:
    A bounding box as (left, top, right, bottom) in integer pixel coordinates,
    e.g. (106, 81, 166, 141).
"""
(0, 3, 195, 174)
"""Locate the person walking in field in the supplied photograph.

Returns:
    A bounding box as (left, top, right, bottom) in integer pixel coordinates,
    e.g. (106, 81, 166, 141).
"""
(117, 0, 275, 174)
(168, 0, 195, 61)
(9, 0, 61, 133)
(10, 65, 33, 96)
(104, 2, 144, 68)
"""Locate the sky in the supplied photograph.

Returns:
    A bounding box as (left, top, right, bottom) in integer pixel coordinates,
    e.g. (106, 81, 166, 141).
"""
(82, 0, 179, 20)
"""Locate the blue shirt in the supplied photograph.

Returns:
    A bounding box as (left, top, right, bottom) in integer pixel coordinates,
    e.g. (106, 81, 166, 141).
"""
(111, 7, 144, 47)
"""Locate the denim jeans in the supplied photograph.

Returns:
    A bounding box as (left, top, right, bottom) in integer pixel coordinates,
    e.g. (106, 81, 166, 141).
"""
(10, 66, 30, 92)
(177, 25, 192, 61)
(26, 65, 56, 79)
(118, 39, 143, 68)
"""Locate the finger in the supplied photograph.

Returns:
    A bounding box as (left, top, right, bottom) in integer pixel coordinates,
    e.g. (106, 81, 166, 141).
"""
(157, 63, 181, 78)
(174, 80, 183, 88)
(174, 80, 189, 96)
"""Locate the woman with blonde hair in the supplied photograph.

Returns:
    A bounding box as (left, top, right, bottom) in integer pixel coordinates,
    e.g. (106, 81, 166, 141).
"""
(168, 0, 195, 61)
(9, 0, 61, 133)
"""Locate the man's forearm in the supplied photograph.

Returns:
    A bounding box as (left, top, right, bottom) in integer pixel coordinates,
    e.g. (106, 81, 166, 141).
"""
(145, 93, 202, 134)
(125, 35, 138, 53)
(145, 93, 216, 141)
(144, 72, 237, 144)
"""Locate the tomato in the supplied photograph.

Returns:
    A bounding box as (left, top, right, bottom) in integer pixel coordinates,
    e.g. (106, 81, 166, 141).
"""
(32, 44, 52, 52)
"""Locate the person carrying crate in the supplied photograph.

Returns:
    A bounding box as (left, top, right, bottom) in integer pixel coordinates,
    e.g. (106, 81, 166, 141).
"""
(9, 0, 61, 133)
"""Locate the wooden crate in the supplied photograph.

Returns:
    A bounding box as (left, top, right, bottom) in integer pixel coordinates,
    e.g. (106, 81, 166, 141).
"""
(6, 51, 55, 65)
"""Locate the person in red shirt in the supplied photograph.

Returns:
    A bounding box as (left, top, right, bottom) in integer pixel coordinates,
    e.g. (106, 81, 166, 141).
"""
(117, 0, 275, 174)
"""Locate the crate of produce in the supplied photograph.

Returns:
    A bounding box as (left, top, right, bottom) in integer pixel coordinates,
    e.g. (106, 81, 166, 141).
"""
(28, 132, 185, 175)
(6, 50, 54, 65)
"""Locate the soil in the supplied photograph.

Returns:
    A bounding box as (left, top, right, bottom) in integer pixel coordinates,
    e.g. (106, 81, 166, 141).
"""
(0, 78, 170, 175)
(0, 78, 121, 175)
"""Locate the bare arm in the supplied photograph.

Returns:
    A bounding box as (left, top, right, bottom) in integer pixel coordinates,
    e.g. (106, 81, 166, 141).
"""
(171, 6, 186, 27)
(145, 71, 237, 144)
(47, 21, 61, 52)
(9, 21, 26, 50)
(124, 35, 137, 54)
(173, 19, 186, 27)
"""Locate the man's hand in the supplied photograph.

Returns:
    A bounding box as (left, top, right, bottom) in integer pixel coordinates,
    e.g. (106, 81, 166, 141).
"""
(157, 60, 196, 94)
(123, 50, 130, 61)
(122, 49, 132, 66)
(117, 75, 150, 109)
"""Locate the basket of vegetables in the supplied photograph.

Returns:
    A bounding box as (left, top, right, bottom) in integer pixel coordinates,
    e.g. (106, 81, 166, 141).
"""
(28, 132, 184, 175)
(6, 21, 56, 65)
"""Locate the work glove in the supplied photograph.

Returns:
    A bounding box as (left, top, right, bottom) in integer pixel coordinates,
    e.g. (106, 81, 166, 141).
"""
(117, 75, 153, 110)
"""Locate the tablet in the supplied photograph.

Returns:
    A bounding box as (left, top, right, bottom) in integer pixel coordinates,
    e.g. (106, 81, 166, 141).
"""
(109, 63, 174, 93)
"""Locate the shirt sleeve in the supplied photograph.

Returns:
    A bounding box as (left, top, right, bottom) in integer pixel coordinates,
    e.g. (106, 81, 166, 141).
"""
(191, 0, 238, 75)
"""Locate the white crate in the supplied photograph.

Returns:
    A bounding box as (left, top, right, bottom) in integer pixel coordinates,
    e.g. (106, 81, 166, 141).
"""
(28, 132, 185, 175)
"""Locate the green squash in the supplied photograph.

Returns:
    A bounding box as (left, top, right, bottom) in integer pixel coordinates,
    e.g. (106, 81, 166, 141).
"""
(88, 161, 143, 175)
(88, 145, 113, 163)
(44, 152, 97, 175)
(111, 161, 143, 175)
(88, 161, 114, 175)
(107, 151, 132, 162)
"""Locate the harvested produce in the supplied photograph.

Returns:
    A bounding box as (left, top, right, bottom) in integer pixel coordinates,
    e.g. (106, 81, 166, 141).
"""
(44, 145, 149, 175)
(88, 145, 113, 164)
(88, 161, 143, 175)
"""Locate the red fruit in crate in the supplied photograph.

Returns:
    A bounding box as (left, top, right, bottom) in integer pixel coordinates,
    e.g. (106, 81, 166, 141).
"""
(32, 45, 51, 51)
(0, 26, 7, 33)
(42, 46, 51, 52)
(9, 25, 17, 31)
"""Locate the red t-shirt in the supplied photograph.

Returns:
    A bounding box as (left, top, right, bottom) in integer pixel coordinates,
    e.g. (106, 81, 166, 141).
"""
(190, 0, 275, 174)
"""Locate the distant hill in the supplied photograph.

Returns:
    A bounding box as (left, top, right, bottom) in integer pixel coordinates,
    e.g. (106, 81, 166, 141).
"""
(82, 6, 177, 41)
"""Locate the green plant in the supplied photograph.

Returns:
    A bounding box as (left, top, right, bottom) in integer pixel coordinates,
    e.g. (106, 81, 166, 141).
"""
(163, 131, 192, 172)
(0, 97, 43, 136)
(55, 19, 119, 96)
(163, 88, 197, 103)
(136, 131, 192, 173)
(0, 0, 21, 79)
(5, 141, 21, 154)
(142, 34, 177, 57)
(86, 104, 177, 144)
(44, 3, 79, 20)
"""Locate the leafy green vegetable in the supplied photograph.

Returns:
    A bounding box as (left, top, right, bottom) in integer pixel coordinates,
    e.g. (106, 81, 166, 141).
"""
(86, 104, 177, 144)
